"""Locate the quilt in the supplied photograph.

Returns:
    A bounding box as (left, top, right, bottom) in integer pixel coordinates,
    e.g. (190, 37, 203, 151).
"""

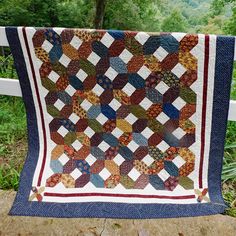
(6, 27, 235, 218)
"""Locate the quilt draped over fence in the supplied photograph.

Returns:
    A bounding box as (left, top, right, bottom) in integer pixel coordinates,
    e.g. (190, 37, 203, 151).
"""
(6, 27, 235, 218)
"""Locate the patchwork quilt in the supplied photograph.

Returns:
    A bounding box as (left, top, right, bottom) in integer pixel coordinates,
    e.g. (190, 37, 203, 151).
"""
(6, 27, 235, 218)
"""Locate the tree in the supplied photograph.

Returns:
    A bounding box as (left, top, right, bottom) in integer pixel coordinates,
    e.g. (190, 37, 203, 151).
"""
(211, 0, 235, 15)
(94, 0, 107, 28)
(0, 0, 60, 26)
(103, 0, 161, 31)
(224, 5, 236, 34)
(197, 15, 226, 34)
(0, 0, 96, 28)
(57, 0, 95, 28)
(161, 9, 188, 32)
(209, 0, 236, 34)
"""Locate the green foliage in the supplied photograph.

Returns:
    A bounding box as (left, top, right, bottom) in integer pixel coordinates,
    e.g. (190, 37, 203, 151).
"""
(0, 164, 20, 190)
(223, 161, 236, 181)
(0, 56, 26, 190)
(161, 10, 188, 32)
(0, 0, 59, 26)
(223, 182, 236, 217)
(57, 0, 95, 28)
(231, 64, 236, 100)
(0, 0, 217, 33)
(211, 0, 235, 15)
(223, 120, 236, 181)
(224, 5, 236, 34)
(222, 65, 236, 182)
(0, 96, 26, 152)
(104, 0, 161, 31)
(210, 0, 236, 35)
(197, 15, 227, 34)
(0, 0, 96, 28)
(0, 55, 26, 158)
(0, 0, 231, 35)
(0, 55, 17, 79)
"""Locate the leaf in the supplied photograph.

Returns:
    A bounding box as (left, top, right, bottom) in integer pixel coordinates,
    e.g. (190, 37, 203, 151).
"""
(225, 143, 236, 149)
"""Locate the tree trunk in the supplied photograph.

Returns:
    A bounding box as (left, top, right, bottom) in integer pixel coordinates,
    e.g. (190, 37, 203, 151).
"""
(94, 0, 106, 29)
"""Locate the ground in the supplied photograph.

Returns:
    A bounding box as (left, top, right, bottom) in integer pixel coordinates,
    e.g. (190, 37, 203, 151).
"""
(0, 190, 236, 236)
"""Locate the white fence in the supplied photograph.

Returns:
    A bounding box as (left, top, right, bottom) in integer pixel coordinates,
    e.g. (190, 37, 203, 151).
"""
(0, 27, 235, 121)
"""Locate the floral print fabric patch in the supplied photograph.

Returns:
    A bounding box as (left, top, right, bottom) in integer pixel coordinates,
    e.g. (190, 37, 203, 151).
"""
(6, 27, 235, 218)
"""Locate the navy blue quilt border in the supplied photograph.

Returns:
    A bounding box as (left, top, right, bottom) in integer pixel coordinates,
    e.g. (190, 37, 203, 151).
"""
(6, 27, 234, 218)
(208, 36, 235, 204)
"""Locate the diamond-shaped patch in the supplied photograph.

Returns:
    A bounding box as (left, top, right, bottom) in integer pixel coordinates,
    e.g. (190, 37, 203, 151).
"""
(57, 126, 69, 137)
(87, 52, 101, 65)
(153, 46, 169, 62)
(155, 81, 169, 95)
(171, 63, 187, 78)
(70, 36, 82, 49)
(99, 168, 111, 180)
(172, 127, 186, 139)
(157, 141, 170, 153)
(156, 112, 169, 124)
(70, 168, 82, 179)
(128, 168, 141, 181)
(68, 113, 80, 124)
(158, 169, 170, 181)
(105, 67, 118, 81)
(41, 40, 53, 53)
(48, 71, 60, 83)
(76, 69, 88, 82)
(113, 154, 125, 166)
(71, 140, 83, 151)
(172, 97, 186, 110)
(135, 32, 150, 45)
(142, 155, 155, 166)
(100, 33, 114, 48)
(119, 48, 133, 63)
(122, 83, 136, 96)
(172, 155, 186, 168)
(58, 153, 70, 165)
(59, 54, 71, 67)
(137, 65, 151, 79)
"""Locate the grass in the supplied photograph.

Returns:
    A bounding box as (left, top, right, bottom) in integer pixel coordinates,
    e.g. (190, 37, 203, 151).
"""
(223, 181, 236, 217)
(223, 121, 236, 181)
(0, 96, 27, 190)
(222, 65, 236, 184)
(0, 53, 27, 190)
(220, 65, 236, 217)
(0, 55, 235, 216)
